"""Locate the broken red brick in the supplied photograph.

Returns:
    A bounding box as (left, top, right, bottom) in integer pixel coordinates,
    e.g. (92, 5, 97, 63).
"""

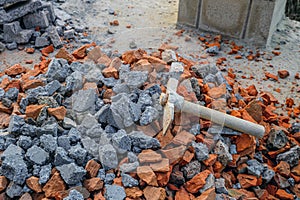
(265, 72, 279, 81)
(184, 170, 211, 193)
(83, 178, 103, 192)
(272, 51, 281, 56)
(150, 158, 170, 172)
(195, 188, 216, 200)
(47, 106, 67, 121)
(25, 48, 35, 54)
(161, 145, 186, 165)
(109, 57, 122, 70)
(22, 79, 44, 91)
(110, 20, 119, 26)
(42, 172, 66, 198)
(138, 149, 162, 163)
(237, 174, 259, 189)
(156, 168, 172, 186)
(286, 98, 294, 108)
(275, 161, 290, 178)
(55, 47, 75, 63)
(5, 64, 26, 76)
(172, 130, 195, 146)
(0, 112, 10, 129)
(278, 70, 290, 79)
(131, 59, 153, 73)
(97, 54, 111, 67)
(175, 187, 190, 200)
(102, 66, 119, 79)
(85, 160, 101, 178)
(235, 134, 256, 153)
(137, 166, 158, 186)
(25, 104, 46, 120)
(0, 102, 12, 114)
(202, 154, 218, 166)
(26, 176, 42, 193)
(5, 79, 21, 91)
(276, 189, 294, 200)
(235, 55, 242, 59)
(143, 186, 166, 200)
(72, 43, 96, 59)
(125, 187, 143, 199)
(122, 49, 146, 64)
(41, 45, 54, 57)
(207, 84, 227, 99)
(0, 176, 8, 192)
(87, 46, 103, 62)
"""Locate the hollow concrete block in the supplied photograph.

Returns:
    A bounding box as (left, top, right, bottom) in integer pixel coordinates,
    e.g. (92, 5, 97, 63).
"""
(245, 0, 287, 46)
(177, 0, 200, 27)
(198, 0, 250, 38)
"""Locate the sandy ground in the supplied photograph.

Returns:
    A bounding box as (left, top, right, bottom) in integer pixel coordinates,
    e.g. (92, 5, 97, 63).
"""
(0, 0, 299, 113)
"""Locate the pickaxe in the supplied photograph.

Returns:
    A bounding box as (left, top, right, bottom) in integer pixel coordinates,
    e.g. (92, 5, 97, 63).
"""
(160, 77, 265, 138)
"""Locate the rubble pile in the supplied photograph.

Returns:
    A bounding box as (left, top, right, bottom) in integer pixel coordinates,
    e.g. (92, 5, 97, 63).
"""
(0, 0, 89, 52)
(0, 41, 299, 200)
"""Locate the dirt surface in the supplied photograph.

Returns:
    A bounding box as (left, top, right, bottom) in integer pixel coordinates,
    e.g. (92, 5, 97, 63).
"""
(0, 0, 299, 112)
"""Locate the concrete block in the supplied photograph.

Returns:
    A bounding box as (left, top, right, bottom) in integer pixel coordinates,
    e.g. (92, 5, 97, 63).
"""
(246, 0, 286, 46)
(41, 2, 56, 23)
(23, 10, 50, 29)
(178, 0, 286, 46)
(199, 0, 249, 38)
(177, 0, 200, 27)
(0, 0, 43, 24)
(3, 21, 22, 43)
(0, 0, 29, 7)
(47, 26, 63, 48)
(3, 21, 33, 44)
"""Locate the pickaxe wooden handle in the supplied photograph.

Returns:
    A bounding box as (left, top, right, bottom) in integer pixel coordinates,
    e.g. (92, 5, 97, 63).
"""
(160, 78, 265, 138)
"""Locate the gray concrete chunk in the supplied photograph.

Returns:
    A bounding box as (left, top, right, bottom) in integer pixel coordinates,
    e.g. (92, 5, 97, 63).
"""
(35, 36, 50, 48)
(111, 93, 134, 129)
(0, 0, 43, 24)
(105, 185, 126, 200)
(26, 145, 49, 165)
(1, 155, 28, 184)
(23, 10, 49, 29)
(47, 26, 63, 48)
(99, 144, 118, 169)
(72, 89, 97, 113)
(57, 163, 86, 185)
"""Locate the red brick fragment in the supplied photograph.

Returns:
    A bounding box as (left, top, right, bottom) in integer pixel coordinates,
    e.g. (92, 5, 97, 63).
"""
(237, 174, 259, 189)
(41, 45, 54, 57)
(278, 70, 289, 79)
(83, 178, 103, 192)
(22, 79, 44, 90)
(25, 48, 35, 54)
(85, 160, 101, 178)
(276, 189, 294, 200)
(55, 47, 75, 63)
(47, 106, 67, 121)
(265, 72, 278, 81)
(5, 64, 26, 76)
(137, 166, 158, 186)
(25, 104, 46, 120)
(42, 172, 66, 198)
(185, 170, 211, 193)
(26, 176, 42, 193)
(0, 176, 8, 192)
